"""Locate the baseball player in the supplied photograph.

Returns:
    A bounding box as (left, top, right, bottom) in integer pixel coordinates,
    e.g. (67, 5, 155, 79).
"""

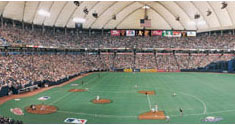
(134, 84, 138, 89)
(151, 108, 155, 112)
(96, 96, 100, 101)
(166, 115, 170, 122)
(155, 105, 158, 112)
(179, 107, 183, 116)
(81, 81, 84, 85)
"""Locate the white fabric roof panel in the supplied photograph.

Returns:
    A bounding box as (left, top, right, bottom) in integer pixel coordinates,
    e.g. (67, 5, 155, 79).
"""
(0, 1, 235, 32)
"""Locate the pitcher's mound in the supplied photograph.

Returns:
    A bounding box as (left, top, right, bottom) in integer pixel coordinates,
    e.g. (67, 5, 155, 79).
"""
(139, 111, 166, 120)
(138, 90, 155, 95)
(25, 104, 57, 114)
(92, 99, 111, 104)
(68, 89, 87, 92)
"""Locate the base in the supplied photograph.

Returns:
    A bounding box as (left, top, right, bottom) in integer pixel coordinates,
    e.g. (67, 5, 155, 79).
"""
(138, 90, 155, 95)
(139, 111, 166, 120)
(68, 89, 87, 92)
(25, 104, 57, 114)
(92, 99, 111, 104)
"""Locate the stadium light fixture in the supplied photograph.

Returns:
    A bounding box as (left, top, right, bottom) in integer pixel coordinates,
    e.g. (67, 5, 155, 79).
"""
(206, 10, 212, 16)
(112, 15, 116, 20)
(221, 2, 228, 9)
(73, 17, 86, 23)
(38, 9, 50, 17)
(73, 1, 80, 6)
(143, 5, 150, 9)
(194, 14, 200, 19)
(92, 11, 98, 18)
(176, 16, 180, 21)
(83, 7, 89, 15)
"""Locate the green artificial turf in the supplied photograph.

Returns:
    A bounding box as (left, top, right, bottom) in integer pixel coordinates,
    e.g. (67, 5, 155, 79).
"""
(1, 72, 235, 124)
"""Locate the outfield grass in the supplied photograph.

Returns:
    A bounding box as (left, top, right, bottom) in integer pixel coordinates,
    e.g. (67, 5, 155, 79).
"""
(1, 72, 235, 124)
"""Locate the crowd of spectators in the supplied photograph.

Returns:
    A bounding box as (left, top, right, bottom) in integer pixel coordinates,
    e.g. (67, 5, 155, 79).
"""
(1, 23, 235, 49)
(0, 22, 235, 94)
(135, 54, 157, 69)
(102, 53, 234, 70)
(114, 54, 134, 69)
(1, 52, 232, 88)
(0, 54, 107, 90)
(0, 115, 23, 124)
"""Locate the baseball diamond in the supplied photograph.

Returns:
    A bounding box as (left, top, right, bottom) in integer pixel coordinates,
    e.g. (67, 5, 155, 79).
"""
(1, 72, 235, 123)
(1, 1, 235, 124)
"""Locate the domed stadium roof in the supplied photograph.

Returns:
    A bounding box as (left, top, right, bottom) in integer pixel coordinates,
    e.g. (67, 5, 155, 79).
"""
(0, 1, 235, 32)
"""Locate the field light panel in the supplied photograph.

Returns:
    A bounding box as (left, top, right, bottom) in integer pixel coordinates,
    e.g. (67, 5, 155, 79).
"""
(187, 20, 206, 27)
(188, 21, 196, 26)
(38, 9, 50, 17)
(73, 17, 86, 23)
(197, 20, 206, 26)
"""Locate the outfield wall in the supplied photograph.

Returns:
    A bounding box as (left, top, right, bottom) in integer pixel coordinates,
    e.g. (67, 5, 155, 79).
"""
(114, 68, 180, 72)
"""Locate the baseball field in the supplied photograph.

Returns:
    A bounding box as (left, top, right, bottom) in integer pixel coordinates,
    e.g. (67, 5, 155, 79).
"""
(0, 72, 235, 124)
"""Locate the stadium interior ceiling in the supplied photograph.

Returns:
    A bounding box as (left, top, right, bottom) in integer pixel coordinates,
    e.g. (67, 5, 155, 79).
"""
(1, 1, 235, 32)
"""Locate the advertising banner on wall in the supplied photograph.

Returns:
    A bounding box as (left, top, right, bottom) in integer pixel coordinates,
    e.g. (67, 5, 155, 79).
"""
(124, 69, 133, 72)
(151, 30, 162, 36)
(162, 30, 173, 37)
(140, 69, 157, 72)
(173, 31, 182, 37)
(111, 30, 120, 36)
(187, 31, 197, 36)
(126, 30, 135, 36)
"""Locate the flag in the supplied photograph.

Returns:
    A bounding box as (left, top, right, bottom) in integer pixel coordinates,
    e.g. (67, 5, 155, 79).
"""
(120, 30, 126, 36)
(140, 19, 151, 27)
(181, 32, 187, 37)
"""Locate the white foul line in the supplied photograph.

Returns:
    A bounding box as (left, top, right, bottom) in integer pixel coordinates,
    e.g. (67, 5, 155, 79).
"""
(146, 94, 152, 110)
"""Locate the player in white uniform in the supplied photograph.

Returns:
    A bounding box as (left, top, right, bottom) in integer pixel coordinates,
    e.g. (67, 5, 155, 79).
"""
(151, 108, 155, 112)
(96, 96, 100, 101)
(155, 105, 158, 112)
(134, 84, 138, 89)
(166, 115, 170, 122)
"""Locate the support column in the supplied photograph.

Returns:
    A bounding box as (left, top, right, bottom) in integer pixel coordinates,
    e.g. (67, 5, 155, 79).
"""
(32, 23, 34, 31)
(89, 27, 91, 36)
(22, 21, 25, 31)
(65, 26, 67, 35)
(53, 26, 56, 35)
(0, 15, 2, 28)
(102, 27, 104, 36)
(42, 24, 45, 34)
